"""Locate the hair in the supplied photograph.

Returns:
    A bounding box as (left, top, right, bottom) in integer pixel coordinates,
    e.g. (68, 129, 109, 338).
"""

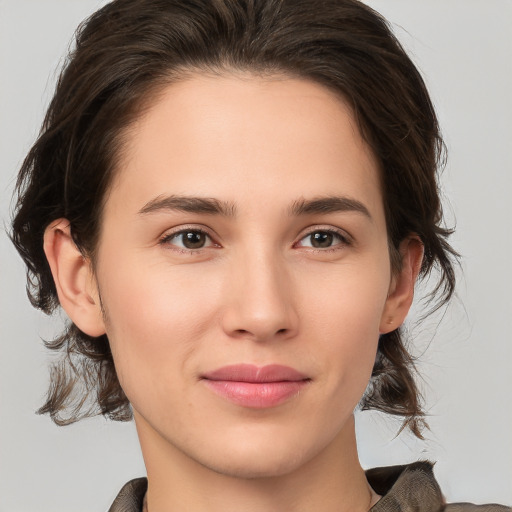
(11, 0, 457, 437)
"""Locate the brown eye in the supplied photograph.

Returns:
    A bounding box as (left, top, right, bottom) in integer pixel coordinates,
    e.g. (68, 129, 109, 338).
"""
(162, 229, 213, 250)
(181, 231, 207, 249)
(310, 232, 334, 248)
(297, 229, 348, 250)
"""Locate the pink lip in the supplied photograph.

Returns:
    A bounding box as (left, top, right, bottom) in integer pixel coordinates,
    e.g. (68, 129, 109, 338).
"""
(201, 364, 310, 408)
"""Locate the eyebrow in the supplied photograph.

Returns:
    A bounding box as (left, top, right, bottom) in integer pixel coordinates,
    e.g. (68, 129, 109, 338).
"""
(289, 196, 372, 219)
(138, 194, 371, 220)
(138, 195, 237, 216)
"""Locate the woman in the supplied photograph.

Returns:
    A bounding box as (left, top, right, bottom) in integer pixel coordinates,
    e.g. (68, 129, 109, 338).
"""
(8, 0, 511, 510)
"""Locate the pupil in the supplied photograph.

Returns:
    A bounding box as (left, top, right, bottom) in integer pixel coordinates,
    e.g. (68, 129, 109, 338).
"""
(311, 232, 333, 248)
(183, 231, 205, 249)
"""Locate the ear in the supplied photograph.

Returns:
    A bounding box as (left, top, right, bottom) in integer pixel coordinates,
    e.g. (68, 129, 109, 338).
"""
(379, 236, 424, 334)
(43, 219, 106, 337)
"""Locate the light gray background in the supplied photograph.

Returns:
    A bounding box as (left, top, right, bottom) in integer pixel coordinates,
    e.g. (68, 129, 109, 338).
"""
(1, 1, 511, 510)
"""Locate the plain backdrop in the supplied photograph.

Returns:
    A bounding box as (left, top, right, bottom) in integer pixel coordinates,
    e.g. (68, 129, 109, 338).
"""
(1, 1, 511, 510)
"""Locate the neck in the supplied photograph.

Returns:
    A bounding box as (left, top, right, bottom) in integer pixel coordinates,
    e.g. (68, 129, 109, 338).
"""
(135, 413, 378, 512)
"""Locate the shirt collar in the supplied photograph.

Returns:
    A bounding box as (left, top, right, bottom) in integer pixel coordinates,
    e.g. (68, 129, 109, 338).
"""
(367, 461, 444, 511)
(108, 461, 443, 512)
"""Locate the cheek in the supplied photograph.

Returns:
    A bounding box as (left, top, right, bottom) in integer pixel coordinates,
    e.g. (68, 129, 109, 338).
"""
(302, 260, 390, 389)
(97, 258, 223, 397)
(304, 258, 390, 336)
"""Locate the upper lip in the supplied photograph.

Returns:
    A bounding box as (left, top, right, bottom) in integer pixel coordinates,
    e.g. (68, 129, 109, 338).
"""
(202, 364, 309, 383)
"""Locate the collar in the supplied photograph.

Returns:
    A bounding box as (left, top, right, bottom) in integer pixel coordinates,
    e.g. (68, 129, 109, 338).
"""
(367, 461, 444, 511)
(108, 461, 507, 512)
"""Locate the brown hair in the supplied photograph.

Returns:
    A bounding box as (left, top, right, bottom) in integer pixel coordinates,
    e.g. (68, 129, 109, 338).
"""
(11, 0, 457, 437)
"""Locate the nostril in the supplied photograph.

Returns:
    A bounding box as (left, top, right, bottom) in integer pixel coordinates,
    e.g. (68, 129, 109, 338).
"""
(231, 327, 290, 339)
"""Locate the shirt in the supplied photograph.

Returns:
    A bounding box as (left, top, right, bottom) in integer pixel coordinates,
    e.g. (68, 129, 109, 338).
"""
(108, 461, 511, 512)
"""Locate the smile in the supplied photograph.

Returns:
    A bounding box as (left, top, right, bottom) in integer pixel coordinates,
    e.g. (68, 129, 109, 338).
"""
(201, 364, 311, 408)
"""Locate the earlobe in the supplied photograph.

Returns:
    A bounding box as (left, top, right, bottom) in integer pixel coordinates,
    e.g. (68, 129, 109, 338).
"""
(379, 236, 424, 334)
(43, 219, 106, 337)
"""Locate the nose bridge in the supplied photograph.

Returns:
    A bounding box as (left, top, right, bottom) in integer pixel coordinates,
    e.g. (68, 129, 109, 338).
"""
(222, 243, 298, 340)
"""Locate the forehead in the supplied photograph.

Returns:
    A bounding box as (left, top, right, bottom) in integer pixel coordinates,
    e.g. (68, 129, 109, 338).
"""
(107, 73, 383, 223)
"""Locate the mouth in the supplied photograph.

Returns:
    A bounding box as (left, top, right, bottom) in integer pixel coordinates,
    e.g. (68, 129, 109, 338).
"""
(201, 364, 311, 409)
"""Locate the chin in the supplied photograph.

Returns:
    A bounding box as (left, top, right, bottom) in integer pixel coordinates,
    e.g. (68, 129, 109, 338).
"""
(201, 450, 307, 480)
(192, 431, 318, 480)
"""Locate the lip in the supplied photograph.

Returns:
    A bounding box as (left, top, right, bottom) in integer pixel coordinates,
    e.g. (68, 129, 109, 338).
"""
(201, 364, 310, 409)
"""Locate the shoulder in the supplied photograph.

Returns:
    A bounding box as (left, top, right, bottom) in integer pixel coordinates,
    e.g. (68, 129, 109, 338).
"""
(367, 461, 511, 512)
(106, 466, 511, 512)
(108, 477, 147, 512)
(445, 506, 512, 512)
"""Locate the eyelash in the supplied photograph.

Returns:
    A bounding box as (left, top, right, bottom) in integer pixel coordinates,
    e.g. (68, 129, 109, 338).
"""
(294, 227, 351, 252)
(158, 226, 352, 254)
(158, 226, 218, 254)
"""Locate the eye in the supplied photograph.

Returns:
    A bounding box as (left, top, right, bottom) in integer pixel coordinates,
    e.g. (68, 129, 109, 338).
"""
(160, 229, 216, 250)
(296, 229, 348, 250)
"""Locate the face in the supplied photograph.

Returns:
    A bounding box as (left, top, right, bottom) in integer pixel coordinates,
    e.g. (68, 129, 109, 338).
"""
(91, 74, 401, 478)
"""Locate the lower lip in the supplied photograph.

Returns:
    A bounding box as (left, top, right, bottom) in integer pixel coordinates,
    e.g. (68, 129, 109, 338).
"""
(203, 379, 309, 408)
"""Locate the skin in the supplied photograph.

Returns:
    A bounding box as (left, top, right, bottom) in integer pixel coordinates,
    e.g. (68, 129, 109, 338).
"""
(44, 73, 423, 512)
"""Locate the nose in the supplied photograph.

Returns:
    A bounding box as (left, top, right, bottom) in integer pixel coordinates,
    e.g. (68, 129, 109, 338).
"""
(220, 249, 299, 342)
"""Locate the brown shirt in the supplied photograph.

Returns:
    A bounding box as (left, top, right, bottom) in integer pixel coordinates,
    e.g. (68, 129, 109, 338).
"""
(108, 461, 511, 512)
